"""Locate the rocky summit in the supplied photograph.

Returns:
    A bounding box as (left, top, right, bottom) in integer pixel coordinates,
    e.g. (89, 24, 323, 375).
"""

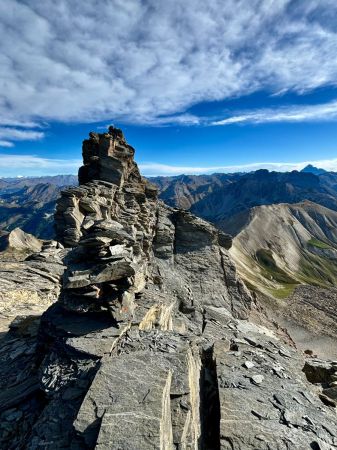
(0, 127, 337, 450)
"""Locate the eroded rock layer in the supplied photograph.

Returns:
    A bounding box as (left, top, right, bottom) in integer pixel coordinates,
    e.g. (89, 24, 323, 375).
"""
(1, 127, 337, 450)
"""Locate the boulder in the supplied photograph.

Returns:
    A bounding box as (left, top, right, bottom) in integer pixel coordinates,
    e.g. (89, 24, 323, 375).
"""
(0, 228, 42, 254)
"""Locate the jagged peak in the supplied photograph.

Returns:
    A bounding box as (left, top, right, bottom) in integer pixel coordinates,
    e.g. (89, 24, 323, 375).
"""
(301, 164, 327, 175)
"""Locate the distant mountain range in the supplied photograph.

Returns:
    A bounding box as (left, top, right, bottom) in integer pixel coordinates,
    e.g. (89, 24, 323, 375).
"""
(197, 170, 337, 233)
(0, 175, 77, 191)
(0, 176, 77, 238)
(152, 168, 337, 232)
(150, 173, 241, 209)
(2, 166, 337, 242)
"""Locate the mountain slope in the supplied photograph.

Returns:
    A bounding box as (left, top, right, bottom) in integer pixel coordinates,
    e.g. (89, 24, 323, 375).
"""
(0, 183, 63, 238)
(231, 200, 337, 297)
(230, 200, 337, 357)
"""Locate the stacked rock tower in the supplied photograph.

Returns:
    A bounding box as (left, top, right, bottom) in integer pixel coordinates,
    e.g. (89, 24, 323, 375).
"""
(54, 127, 158, 322)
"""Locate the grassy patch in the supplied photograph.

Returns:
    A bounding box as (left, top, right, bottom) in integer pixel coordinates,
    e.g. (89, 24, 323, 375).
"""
(255, 248, 297, 284)
(298, 253, 337, 287)
(269, 284, 297, 299)
(307, 238, 331, 250)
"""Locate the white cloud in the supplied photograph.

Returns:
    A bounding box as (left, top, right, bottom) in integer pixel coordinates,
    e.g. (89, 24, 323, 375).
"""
(0, 140, 14, 148)
(0, 0, 337, 133)
(140, 158, 337, 176)
(0, 119, 43, 128)
(211, 100, 337, 125)
(97, 114, 201, 129)
(0, 127, 44, 141)
(0, 154, 80, 176)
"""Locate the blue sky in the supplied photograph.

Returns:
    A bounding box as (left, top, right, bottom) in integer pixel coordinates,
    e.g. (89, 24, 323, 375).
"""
(1, 1, 337, 177)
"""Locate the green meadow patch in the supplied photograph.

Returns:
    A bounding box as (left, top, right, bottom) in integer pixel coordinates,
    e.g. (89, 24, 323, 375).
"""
(307, 238, 331, 250)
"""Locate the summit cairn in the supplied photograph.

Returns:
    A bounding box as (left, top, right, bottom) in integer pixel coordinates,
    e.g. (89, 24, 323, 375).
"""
(54, 126, 158, 319)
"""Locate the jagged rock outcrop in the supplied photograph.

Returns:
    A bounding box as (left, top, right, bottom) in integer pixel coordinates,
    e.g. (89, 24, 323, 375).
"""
(1, 127, 337, 449)
(0, 227, 43, 254)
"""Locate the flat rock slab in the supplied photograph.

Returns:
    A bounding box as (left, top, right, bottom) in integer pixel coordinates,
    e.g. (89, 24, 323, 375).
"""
(75, 351, 174, 449)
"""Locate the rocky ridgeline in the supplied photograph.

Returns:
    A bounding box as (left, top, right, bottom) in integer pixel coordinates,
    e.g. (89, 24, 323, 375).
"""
(0, 127, 337, 449)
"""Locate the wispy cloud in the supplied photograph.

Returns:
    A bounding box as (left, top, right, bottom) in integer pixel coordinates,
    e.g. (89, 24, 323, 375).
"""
(0, 121, 46, 147)
(0, 0, 337, 131)
(211, 100, 337, 125)
(97, 114, 201, 129)
(0, 154, 80, 176)
(0, 127, 45, 141)
(0, 119, 44, 128)
(0, 141, 14, 148)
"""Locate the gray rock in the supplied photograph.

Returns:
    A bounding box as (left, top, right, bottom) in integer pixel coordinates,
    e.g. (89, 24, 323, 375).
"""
(250, 374, 264, 384)
(243, 361, 255, 369)
(0, 227, 43, 254)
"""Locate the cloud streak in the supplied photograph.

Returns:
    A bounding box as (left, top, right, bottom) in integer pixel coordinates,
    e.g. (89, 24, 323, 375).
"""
(0, 127, 45, 141)
(0, 154, 80, 176)
(211, 100, 337, 125)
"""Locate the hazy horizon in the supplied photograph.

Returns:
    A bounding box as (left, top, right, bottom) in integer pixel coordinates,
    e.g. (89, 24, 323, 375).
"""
(0, 158, 335, 179)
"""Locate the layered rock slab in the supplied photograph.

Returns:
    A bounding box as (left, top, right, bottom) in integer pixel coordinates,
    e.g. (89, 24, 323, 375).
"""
(75, 352, 174, 449)
(0, 239, 65, 334)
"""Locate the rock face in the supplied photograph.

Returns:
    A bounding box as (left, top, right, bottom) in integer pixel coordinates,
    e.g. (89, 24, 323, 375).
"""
(1, 127, 337, 449)
(0, 239, 66, 334)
